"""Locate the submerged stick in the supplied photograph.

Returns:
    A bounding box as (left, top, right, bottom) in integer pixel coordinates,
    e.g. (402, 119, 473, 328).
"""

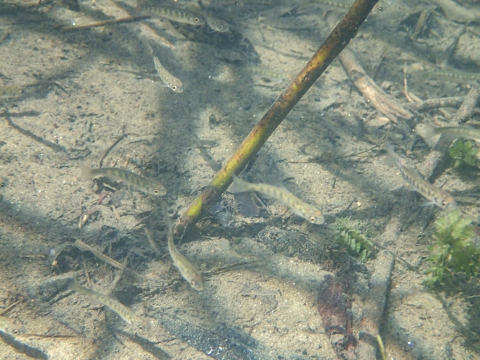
(174, 0, 380, 236)
(74, 239, 141, 277)
(326, 12, 412, 123)
(2, 109, 68, 153)
(417, 84, 480, 179)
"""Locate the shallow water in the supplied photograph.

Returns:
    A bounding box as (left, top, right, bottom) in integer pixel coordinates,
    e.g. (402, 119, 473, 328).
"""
(1, 0, 480, 359)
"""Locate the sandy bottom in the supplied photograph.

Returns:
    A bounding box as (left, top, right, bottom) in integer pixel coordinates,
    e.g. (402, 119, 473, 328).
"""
(1, 0, 480, 359)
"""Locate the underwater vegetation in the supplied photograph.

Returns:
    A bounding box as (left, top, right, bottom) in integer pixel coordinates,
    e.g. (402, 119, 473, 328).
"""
(425, 210, 480, 289)
(448, 140, 478, 169)
(330, 217, 376, 262)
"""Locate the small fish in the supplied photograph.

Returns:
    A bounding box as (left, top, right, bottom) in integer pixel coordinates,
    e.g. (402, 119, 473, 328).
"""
(415, 70, 480, 85)
(202, 11, 230, 32)
(140, 5, 205, 26)
(197, 1, 229, 32)
(0, 85, 22, 99)
(69, 279, 150, 330)
(153, 56, 184, 93)
(80, 164, 166, 196)
(298, 0, 352, 12)
(229, 174, 325, 224)
(166, 218, 204, 291)
(424, 124, 480, 143)
(385, 143, 457, 210)
(245, 66, 289, 82)
(0, 316, 25, 335)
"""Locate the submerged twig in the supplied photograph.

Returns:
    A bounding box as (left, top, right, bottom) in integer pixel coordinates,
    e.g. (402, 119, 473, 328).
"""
(99, 127, 130, 168)
(326, 14, 412, 123)
(204, 260, 260, 276)
(74, 239, 141, 277)
(0, 298, 24, 316)
(20, 334, 76, 338)
(417, 84, 480, 179)
(2, 109, 68, 153)
(75, 239, 126, 270)
(357, 251, 394, 358)
(288, 137, 387, 164)
(144, 228, 162, 256)
(174, 0, 380, 236)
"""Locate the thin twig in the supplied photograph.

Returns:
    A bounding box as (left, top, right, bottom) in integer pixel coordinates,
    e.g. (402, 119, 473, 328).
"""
(82, 256, 92, 288)
(106, 259, 128, 296)
(74, 239, 141, 277)
(99, 127, 138, 167)
(2, 109, 68, 153)
(288, 136, 387, 164)
(0, 299, 24, 316)
(20, 334, 76, 338)
(144, 228, 161, 256)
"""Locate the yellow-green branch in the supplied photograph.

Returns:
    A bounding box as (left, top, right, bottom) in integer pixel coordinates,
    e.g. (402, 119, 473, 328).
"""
(174, 0, 379, 236)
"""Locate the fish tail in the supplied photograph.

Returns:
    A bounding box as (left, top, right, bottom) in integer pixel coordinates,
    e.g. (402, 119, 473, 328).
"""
(230, 175, 250, 194)
(384, 142, 395, 155)
(384, 142, 401, 168)
(79, 164, 93, 182)
(68, 278, 82, 291)
(423, 123, 439, 139)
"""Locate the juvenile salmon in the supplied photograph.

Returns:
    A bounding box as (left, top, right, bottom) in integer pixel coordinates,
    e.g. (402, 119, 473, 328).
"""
(153, 56, 184, 93)
(419, 70, 480, 84)
(0, 316, 25, 335)
(230, 175, 325, 224)
(166, 218, 204, 291)
(385, 143, 457, 210)
(201, 11, 229, 32)
(69, 279, 150, 330)
(80, 164, 166, 196)
(140, 5, 205, 25)
(197, 0, 229, 32)
(424, 124, 480, 142)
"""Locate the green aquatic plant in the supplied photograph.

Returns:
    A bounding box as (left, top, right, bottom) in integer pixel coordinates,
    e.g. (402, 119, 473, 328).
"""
(448, 140, 477, 168)
(330, 217, 375, 262)
(425, 210, 480, 288)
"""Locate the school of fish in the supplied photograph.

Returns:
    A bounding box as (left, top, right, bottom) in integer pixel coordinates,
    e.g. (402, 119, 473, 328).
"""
(2, 0, 469, 344)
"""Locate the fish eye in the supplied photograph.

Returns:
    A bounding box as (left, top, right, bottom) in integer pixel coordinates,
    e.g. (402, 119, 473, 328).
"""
(194, 17, 200, 22)
(172, 85, 177, 91)
(309, 216, 316, 223)
(154, 188, 160, 194)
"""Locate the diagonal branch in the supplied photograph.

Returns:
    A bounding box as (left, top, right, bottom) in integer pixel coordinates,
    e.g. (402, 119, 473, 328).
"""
(174, 0, 380, 236)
